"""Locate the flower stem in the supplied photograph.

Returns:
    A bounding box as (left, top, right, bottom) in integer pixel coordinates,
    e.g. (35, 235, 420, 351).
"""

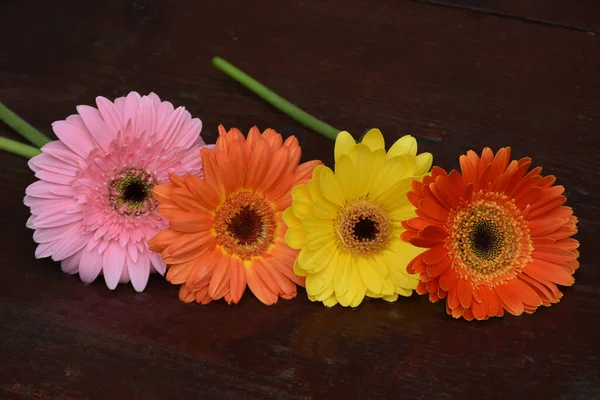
(212, 57, 340, 141)
(0, 101, 52, 148)
(0, 137, 42, 159)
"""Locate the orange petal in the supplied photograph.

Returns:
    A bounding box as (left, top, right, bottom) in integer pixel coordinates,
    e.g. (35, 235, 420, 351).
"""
(169, 211, 214, 233)
(245, 264, 279, 305)
(229, 256, 246, 304)
(149, 228, 184, 252)
(208, 255, 231, 300)
(185, 174, 220, 210)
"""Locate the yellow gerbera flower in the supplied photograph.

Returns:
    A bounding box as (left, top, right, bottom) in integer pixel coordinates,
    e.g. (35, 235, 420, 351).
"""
(283, 129, 433, 307)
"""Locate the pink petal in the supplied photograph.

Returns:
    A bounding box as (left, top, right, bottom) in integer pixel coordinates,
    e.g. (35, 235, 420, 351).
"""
(171, 118, 202, 150)
(51, 228, 89, 261)
(52, 119, 96, 158)
(119, 263, 131, 283)
(77, 105, 112, 153)
(34, 170, 75, 185)
(102, 242, 126, 289)
(30, 210, 82, 229)
(35, 241, 57, 259)
(149, 251, 166, 275)
(40, 141, 82, 166)
(123, 91, 142, 127)
(33, 224, 78, 243)
(79, 249, 104, 283)
(25, 181, 66, 199)
(61, 250, 83, 275)
(96, 96, 124, 133)
(134, 95, 156, 136)
(128, 251, 150, 292)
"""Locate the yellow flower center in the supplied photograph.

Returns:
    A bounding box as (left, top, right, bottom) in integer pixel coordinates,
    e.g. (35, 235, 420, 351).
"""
(445, 191, 533, 285)
(334, 200, 391, 256)
(109, 168, 157, 216)
(213, 191, 277, 259)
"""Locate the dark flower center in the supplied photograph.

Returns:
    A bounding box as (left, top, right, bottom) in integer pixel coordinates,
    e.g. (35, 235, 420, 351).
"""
(468, 219, 504, 260)
(213, 191, 277, 259)
(227, 206, 263, 245)
(109, 169, 157, 216)
(353, 217, 379, 241)
(122, 179, 150, 203)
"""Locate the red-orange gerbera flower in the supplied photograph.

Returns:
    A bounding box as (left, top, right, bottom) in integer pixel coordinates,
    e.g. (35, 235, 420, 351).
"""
(402, 147, 579, 321)
(149, 126, 321, 305)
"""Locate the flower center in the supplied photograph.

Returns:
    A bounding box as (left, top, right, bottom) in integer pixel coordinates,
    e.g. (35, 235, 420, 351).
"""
(335, 201, 391, 256)
(109, 169, 157, 216)
(213, 191, 277, 259)
(445, 191, 533, 286)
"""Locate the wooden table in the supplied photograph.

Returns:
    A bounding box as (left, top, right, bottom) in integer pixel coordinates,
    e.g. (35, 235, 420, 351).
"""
(1, 1, 598, 399)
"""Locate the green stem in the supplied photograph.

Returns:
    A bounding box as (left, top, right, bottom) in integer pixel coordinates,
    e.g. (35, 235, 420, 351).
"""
(0, 102, 52, 148)
(212, 57, 340, 141)
(0, 137, 42, 159)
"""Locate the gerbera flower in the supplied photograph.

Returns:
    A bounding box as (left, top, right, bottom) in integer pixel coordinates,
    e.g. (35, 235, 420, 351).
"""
(283, 129, 433, 307)
(24, 92, 209, 291)
(402, 147, 579, 320)
(148, 125, 321, 305)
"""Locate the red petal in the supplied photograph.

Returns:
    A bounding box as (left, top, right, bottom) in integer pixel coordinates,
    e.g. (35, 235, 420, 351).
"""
(423, 245, 448, 265)
(418, 198, 449, 222)
(528, 218, 567, 237)
(457, 278, 473, 308)
(525, 259, 575, 286)
(439, 267, 458, 291)
(471, 298, 489, 320)
(447, 288, 460, 309)
(495, 283, 525, 316)
(527, 196, 567, 219)
(427, 256, 451, 278)
(508, 278, 542, 307)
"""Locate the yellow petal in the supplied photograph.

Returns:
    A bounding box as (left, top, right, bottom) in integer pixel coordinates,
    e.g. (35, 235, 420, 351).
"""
(388, 203, 417, 222)
(337, 258, 359, 307)
(294, 257, 307, 276)
(312, 200, 339, 220)
(305, 263, 336, 296)
(297, 242, 337, 274)
(357, 257, 383, 294)
(302, 213, 333, 232)
(360, 128, 385, 151)
(350, 271, 367, 307)
(382, 294, 399, 302)
(335, 154, 360, 200)
(284, 227, 306, 249)
(282, 208, 301, 229)
(308, 166, 327, 202)
(291, 184, 311, 203)
(333, 252, 351, 298)
(347, 144, 374, 197)
(305, 229, 335, 250)
(319, 167, 346, 206)
(396, 288, 413, 297)
(388, 135, 417, 157)
(369, 155, 409, 199)
(389, 237, 427, 266)
(334, 131, 356, 160)
(322, 294, 339, 307)
(375, 178, 412, 209)
(415, 152, 433, 175)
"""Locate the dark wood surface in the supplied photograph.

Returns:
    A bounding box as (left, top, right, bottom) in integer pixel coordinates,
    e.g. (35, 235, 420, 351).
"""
(1, 1, 599, 399)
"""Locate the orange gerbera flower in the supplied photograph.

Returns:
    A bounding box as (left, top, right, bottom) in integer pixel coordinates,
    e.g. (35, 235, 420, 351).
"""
(149, 126, 321, 305)
(402, 147, 579, 321)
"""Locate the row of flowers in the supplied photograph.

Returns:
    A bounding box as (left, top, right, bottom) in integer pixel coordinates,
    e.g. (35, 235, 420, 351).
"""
(2, 60, 579, 321)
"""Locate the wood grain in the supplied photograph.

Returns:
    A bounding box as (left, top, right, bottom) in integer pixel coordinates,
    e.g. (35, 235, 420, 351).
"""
(413, 0, 600, 33)
(1, 1, 599, 399)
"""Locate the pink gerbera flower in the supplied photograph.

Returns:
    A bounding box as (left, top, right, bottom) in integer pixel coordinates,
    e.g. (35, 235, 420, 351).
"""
(24, 92, 210, 291)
